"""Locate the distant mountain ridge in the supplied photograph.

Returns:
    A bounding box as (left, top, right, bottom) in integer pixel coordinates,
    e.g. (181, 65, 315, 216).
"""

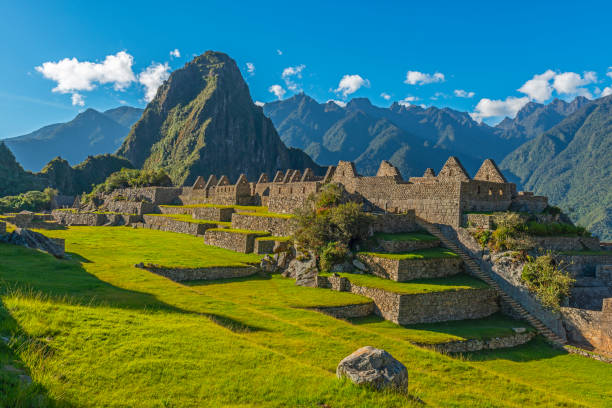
(118, 51, 322, 185)
(501, 95, 612, 240)
(3, 106, 143, 172)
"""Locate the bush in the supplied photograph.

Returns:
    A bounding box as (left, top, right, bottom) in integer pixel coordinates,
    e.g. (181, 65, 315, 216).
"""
(0, 188, 56, 213)
(82, 168, 172, 203)
(293, 184, 372, 258)
(320, 242, 349, 272)
(521, 253, 575, 310)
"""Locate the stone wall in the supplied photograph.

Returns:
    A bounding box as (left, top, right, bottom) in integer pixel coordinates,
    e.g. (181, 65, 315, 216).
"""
(357, 254, 463, 282)
(159, 206, 193, 215)
(52, 210, 106, 226)
(318, 275, 499, 324)
(562, 300, 612, 353)
(424, 331, 536, 353)
(144, 264, 257, 282)
(460, 180, 513, 213)
(510, 193, 548, 213)
(267, 181, 321, 214)
(376, 238, 440, 253)
(105, 200, 157, 215)
(192, 207, 235, 222)
(464, 213, 495, 229)
(142, 215, 212, 236)
(109, 187, 183, 205)
(370, 212, 417, 234)
(231, 213, 294, 236)
(531, 236, 601, 252)
(204, 229, 269, 253)
(554, 254, 612, 278)
(254, 238, 276, 254)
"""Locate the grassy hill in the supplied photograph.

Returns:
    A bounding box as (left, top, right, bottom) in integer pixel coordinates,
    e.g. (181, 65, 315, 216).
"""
(1, 225, 610, 407)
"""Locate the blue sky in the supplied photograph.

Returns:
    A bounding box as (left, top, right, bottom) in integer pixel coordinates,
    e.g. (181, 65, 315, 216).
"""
(1, 0, 611, 138)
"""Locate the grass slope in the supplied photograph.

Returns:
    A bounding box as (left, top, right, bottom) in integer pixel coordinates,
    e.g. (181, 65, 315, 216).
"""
(0, 226, 610, 407)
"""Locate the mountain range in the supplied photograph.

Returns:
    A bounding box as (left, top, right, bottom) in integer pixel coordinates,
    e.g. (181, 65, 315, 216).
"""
(117, 51, 322, 185)
(3, 106, 142, 172)
(501, 95, 612, 240)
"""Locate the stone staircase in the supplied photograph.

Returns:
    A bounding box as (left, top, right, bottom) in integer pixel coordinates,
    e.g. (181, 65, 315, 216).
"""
(415, 217, 567, 345)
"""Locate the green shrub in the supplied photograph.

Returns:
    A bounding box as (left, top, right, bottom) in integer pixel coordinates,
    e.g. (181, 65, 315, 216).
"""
(0, 188, 56, 213)
(315, 183, 344, 208)
(521, 253, 575, 310)
(320, 242, 349, 272)
(82, 168, 172, 203)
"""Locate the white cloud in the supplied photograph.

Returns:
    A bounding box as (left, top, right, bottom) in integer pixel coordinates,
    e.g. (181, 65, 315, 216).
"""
(281, 64, 305, 91)
(602, 87, 612, 97)
(71, 93, 85, 106)
(254, 101, 265, 107)
(169, 49, 181, 58)
(268, 84, 286, 100)
(334, 74, 370, 98)
(36, 51, 136, 94)
(380, 92, 391, 100)
(139, 62, 171, 102)
(552, 71, 596, 98)
(471, 96, 530, 122)
(398, 96, 418, 107)
(518, 70, 596, 102)
(404, 71, 445, 85)
(607, 67, 612, 80)
(517, 70, 555, 102)
(276, 49, 283, 55)
(454, 89, 475, 98)
(327, 100, 347, 107)
(246, 62, 255, 75)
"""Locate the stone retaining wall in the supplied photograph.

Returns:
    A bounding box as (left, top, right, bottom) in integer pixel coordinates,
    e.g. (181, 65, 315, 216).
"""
(562, 300, 612, 354)
(108, 187, 183, 205)
(311, 303, 375, 320)
(192, 207, 235, 222)
(317, 275, 499, 324)
(532, 236, 601, 252)
(159, 206, 193, 215)
(254, 238, 276, 254)
(555, 254, 612, 278)
(422, 332, 535, 353)
(105, 201, 156, 215)
(464, 213, 495, 229)
(357, 254, 463, 282)
(52, 211, 106, 226)
(376, 238, 440, 253)
(145, 265, 257, 282)
(231, 213, 294, 236)
(370, 212, 417, 233)
(204, 229, 269, 253)
(142, 215, 212, 236)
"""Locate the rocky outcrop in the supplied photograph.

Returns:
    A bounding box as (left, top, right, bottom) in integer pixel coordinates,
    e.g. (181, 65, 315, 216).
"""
(336, 346, 408, 391)
(117, 51, 322, 185)
(283, 256, 318, 287)
(0, 228, 65, 258)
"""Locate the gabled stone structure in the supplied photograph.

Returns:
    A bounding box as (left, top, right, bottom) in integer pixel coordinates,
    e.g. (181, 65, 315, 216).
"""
(175, 156, 547, 227)
(192, 176, 206, 189)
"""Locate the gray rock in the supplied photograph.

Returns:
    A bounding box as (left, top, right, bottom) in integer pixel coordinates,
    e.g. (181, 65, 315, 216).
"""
(284, 256, 318, 287)
(352, 259, 367, 271)
(336, 346, 408, 392)
(0, 228, 65, 258)
(512, 327, 527, 334)
(260, 257, 277, 273)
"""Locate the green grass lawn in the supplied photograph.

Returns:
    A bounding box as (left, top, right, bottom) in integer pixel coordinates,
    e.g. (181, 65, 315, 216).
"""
(319, 272, 489, 294)
(348, 313, 533, 345)
(0, 226, 610, 407)
(374, 232, 439, 242)
(146, 213, 232, 227)
(358, 247, 459, 260)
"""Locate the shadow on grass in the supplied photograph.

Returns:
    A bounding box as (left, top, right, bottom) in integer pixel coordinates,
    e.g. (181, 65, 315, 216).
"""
(0, 298, 77, 408)
(458, 337, 568, 362)
(30, 222, 67, 231)
(183, 273, 271, 287)
(204, 313, 269, 333)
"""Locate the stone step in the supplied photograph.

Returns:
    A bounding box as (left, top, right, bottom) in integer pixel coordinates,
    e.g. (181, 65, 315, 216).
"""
(415, 217, 567, 346)
(356, 251, 463, 282)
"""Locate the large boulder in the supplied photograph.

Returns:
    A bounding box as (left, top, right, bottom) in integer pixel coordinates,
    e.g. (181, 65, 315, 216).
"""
(336, 346, 408, 392)
(0, 228, 65, 258)
(283, 256, 318, 287)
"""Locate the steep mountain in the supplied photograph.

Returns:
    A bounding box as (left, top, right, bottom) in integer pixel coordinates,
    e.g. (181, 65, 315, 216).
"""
(3, 107, 143, 172)
(496, 96, 590, 140)
(264, 94, 515, 176)
(118, 51, 322, 185)
(0, 142, 46, 196)
(501, 95, 612, 240)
